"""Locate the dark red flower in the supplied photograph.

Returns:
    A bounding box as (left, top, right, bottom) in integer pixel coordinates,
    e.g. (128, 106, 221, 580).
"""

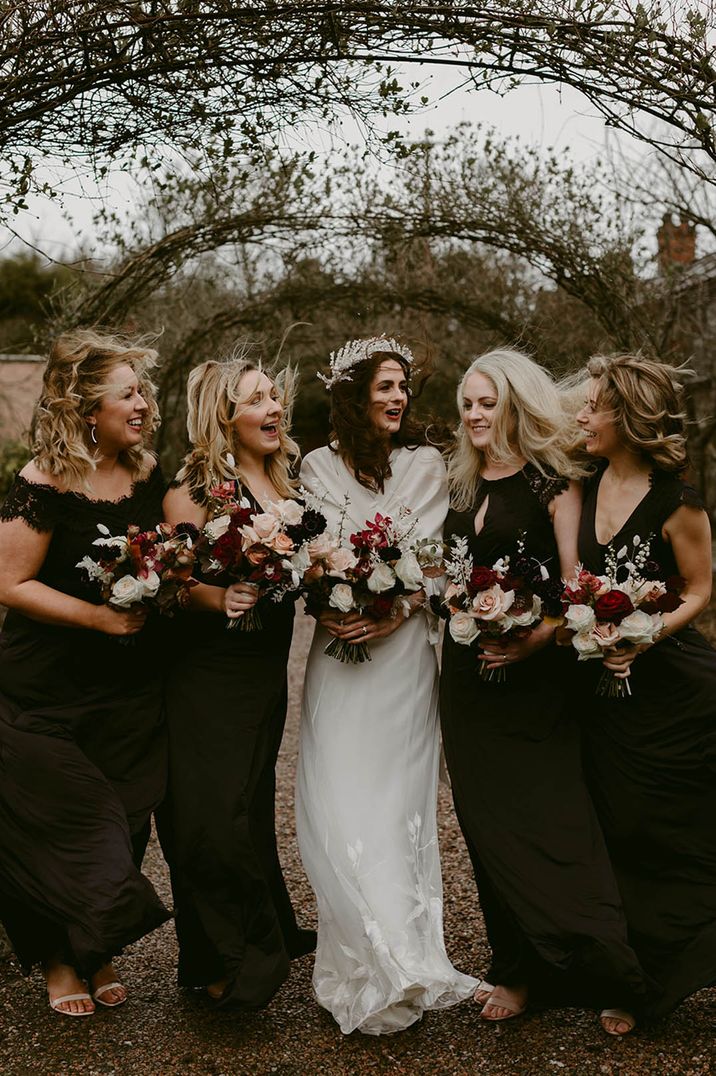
(371, 595, 394, 619)
(469, 566, 498, 592)
(594, 590, 634, 624)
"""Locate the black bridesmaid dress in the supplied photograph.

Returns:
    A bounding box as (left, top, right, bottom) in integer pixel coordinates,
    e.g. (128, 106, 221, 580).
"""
(439, 464, 653, 1012)
(0, 468, 170, 976)
(160, 485, 312, 1008)
(578, 466, 716, 1017)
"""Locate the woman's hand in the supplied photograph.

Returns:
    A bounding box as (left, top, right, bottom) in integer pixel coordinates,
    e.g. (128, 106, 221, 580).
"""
(224, 582, 259, 621)
(480, 621, 555, 670)
(319, 608, 405, 644)
(602, 642, 649, 678)
(91, 603, 148, 636)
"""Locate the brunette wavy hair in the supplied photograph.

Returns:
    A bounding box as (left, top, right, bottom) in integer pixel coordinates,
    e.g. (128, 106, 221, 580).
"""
(32, 328, 160, 491)
(328, 348, 435, 492)
(587, 353, 689, 473)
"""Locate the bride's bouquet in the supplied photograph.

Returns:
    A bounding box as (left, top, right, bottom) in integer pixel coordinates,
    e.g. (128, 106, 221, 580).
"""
(77, 522, 197, 619)
(442, 534, 559, 683)
(302, 510, 430, 664)
(197, 484, 327, 630)
(559, 536, 683, 698)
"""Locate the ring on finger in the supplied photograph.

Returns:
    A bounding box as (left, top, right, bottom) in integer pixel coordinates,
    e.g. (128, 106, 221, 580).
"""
(362, 626, 367, 636)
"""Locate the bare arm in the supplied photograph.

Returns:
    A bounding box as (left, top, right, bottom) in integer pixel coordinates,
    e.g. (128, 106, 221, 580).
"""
(0, 515, 145, 635)
(163, 482, 257, 617)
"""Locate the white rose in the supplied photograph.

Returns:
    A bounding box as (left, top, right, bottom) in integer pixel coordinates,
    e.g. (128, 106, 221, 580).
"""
(618, 610, 660, 647)
(511, 593, 542, 627)
(204, 514, 231, 541)
(394, 551, 423, 591)
(572, 632, 602, 659)
(140, 570, 161, 598)
(367, 561, 396, 593)
(329, 583, 355, 614)
(564, 604, 596, 634)
(111, 574, 147, 608)
(449, 611, 479, 646)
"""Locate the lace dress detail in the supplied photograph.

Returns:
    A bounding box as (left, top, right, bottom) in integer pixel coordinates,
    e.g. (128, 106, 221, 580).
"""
(522, 461, 569, 508)
(0, 474, 62, 531)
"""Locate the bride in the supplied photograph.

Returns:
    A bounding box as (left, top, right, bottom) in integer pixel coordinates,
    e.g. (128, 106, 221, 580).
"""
(296, 337, 476, 1035)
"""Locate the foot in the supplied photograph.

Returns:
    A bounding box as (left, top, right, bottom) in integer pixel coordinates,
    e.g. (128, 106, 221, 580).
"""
(45, 961, 95, 1016)
(481, 983, 528, 1022)
(91, 963, 127, 1007)
(600, 1008, 636, 1036)
(473, 978, 496, 1005)
(206, 978, 229, 1001)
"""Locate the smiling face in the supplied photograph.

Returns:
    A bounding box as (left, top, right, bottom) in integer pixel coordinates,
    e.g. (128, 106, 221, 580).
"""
(576, 378, 622, 459)
(90, 363, 148, 453)
(461, 371, 500, 452)
(367, 358, 408, 437)
(232, 370, 283, 459)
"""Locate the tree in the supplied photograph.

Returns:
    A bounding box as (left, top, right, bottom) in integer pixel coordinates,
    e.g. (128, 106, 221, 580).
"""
(1, 1, 713, 222)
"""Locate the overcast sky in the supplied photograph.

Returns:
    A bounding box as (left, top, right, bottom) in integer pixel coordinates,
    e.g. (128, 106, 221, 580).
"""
(1, 69, 645, 263)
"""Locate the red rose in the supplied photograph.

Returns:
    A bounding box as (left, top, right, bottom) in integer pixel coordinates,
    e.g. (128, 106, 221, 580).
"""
(594, 590, 634, 624)
(371, 595, 394, 619)
(655, 591, 684, 614)
(469, 566, 498, 592)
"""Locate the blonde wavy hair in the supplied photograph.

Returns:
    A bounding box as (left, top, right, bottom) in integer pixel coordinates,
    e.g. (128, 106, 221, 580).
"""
(447, 347, 585, 511)
(32, 328, 160, 490)
(587, 353, 689, 473)
(174, 347, 299, 501)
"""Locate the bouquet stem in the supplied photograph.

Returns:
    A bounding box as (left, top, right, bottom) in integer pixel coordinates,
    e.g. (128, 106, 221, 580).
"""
(227, 606, 263, 631)
(478, 660, 508, 684)
(596, 668, 632, 698)
(324, 637, 372, 664)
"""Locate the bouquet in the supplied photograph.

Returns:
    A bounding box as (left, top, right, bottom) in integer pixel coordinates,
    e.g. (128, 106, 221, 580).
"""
(302, 509, 430, 663)
(559, 535, 684, 698)
(197, 484, 327, 630)
(77, 522, 197, 628)
(442, 534, 560, 683)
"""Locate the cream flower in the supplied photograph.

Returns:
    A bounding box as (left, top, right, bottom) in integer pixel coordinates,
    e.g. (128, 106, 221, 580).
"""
(449, 611, 479, 645)
(473, 584, 514, 621)
(204, 513, 232, 541)
(564, 604, 596, 634)
(395, 551, 423, 591)
(111, 575, 147, 607)
(329, 583, 355, 613)
(618, 610, 660, 647)
(367, 561, 396, 593)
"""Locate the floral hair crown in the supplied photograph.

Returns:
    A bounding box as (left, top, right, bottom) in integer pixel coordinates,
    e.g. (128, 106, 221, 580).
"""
(317, 336, 415, 391)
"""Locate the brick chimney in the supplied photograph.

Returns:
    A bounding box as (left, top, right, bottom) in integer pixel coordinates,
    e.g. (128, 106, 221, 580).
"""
(657, 213, 696, 273)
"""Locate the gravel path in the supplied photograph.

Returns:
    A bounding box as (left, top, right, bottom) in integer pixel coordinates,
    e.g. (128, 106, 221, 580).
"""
(2, 609, 716, 1075)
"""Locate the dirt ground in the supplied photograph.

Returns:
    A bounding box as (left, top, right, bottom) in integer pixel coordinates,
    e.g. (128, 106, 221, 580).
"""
(1, 604, 716, 1076)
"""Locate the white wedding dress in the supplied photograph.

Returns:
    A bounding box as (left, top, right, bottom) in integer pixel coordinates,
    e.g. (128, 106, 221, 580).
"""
(296, 445, 476, 1035)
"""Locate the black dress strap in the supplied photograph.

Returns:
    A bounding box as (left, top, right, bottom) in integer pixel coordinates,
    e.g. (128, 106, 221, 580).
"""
(0, 474, 62, 533)
(649, 470, 706, 521)
(523, 462, 569, 508)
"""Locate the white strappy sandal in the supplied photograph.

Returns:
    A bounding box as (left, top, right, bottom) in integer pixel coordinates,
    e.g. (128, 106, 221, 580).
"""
(49, 991, 94, 1017)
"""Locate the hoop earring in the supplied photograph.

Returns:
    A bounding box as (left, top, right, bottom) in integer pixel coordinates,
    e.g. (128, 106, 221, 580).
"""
(90, 425, 98, 445)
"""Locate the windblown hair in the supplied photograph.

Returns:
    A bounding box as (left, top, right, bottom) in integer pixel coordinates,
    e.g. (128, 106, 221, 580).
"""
(175, 346, 299, 501)
(587, 353, 689, 473)
(447, 347, 585, 511)
(32, 328, 160, 491)
(329, 349, 436, 492)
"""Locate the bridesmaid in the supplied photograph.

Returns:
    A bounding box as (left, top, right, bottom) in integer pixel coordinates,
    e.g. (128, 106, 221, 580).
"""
(575, 353, 716, 1031)
(161, 354, 314, 1008)
(439, 348, 653, 1026)
(0, 329, 169, 1016)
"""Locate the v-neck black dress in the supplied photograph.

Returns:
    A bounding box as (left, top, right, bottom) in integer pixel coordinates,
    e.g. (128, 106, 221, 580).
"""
(159, 481, 310, 1008)
(0, 469, 170, 976)
(439, 465, 653, 1012)
(578, 466, 716, 1017)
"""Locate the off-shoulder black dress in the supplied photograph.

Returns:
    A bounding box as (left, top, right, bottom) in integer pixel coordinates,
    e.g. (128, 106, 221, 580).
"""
(439, 465, 653, 1012)
(0, 469, 170, 977)
(578, 466, 716, 1017)
(159, 482, 312, 1008)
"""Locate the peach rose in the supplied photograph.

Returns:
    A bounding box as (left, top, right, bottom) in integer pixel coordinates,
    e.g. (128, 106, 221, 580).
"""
(472, 584, 514, 621)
